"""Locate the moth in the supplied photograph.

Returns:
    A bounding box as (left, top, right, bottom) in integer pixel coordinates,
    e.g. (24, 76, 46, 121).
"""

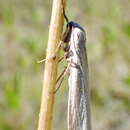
(56, 21, 91, 130)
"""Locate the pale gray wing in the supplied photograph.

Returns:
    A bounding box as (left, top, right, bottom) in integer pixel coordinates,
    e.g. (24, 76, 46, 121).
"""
(67, 24, 91, 130)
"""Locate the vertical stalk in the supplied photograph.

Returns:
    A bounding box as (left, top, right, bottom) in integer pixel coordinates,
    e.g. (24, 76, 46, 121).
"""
(38, 0, 66, 130)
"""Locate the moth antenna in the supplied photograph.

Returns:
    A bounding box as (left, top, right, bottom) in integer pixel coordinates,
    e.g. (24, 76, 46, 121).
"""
(61, 0, 69, 23)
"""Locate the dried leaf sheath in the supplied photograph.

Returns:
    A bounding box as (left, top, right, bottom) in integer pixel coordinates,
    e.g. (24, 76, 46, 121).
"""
(37, 0, 67, 130)
(67, 22, 91, 130)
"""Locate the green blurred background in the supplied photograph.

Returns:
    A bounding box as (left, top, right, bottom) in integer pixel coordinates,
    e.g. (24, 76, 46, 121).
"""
(0, 0, 130, 130)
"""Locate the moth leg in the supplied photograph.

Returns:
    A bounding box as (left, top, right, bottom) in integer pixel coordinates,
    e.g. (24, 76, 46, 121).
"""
(58, 56, 64, 63)
(54, 67, 67, 93)
(53, 41, 64, 56)
(38, 55, 65, 64)
(37, 55, 56, 63)
(54, 62, 71, 93)
(37, 41, 64, 63)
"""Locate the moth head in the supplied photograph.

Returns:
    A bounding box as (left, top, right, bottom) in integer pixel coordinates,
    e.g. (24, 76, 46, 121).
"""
(62, 22, 73, 42)
(67, 21, 85, 32)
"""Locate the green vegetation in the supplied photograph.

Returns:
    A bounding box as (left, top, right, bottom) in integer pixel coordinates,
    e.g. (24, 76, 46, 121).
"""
(0, 0, 130, 130)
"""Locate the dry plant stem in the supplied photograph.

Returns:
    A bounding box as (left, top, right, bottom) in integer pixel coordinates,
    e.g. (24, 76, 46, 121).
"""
(37, 0, 67, 130)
